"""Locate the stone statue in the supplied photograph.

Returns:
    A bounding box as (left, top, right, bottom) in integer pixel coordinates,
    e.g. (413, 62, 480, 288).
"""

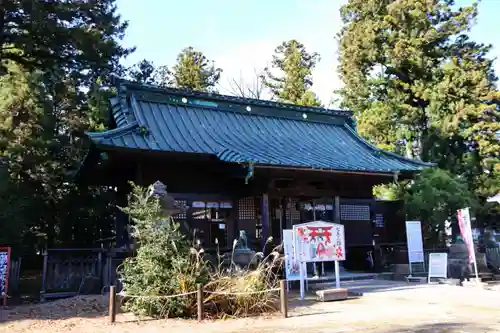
(232, 229, 256, 268)
(236, 230, 249, 250)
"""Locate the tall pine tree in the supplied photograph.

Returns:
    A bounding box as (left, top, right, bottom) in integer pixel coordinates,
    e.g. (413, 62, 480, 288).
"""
(0, 0, 130, 251)
(157, 47, 222, 92)
(338, 0, 499, 228)
(263, 40, 322, 106)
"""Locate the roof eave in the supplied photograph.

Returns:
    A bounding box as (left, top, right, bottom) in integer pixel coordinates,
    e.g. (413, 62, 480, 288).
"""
(342, 124, 435, 168)
(252, 164, 423, 176)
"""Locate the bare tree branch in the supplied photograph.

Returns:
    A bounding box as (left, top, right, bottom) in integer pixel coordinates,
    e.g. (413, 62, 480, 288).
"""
(225, 68, 266, 99)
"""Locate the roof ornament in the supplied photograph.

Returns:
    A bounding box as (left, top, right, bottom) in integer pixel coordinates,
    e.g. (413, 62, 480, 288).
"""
(246, 106, 252, 112)
(302, 113, 308, 119)
(245, 163, 255, 185)
(181, 97, 188, 103)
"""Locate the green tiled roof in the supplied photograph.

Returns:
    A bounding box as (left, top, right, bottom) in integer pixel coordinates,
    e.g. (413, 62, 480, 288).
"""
(87, 81, 432, 173)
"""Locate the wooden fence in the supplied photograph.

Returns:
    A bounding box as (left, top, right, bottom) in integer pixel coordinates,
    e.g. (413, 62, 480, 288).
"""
(486, 247, 500, 269)
(41, 248, 127, 301)
(9, 258, 22, 293)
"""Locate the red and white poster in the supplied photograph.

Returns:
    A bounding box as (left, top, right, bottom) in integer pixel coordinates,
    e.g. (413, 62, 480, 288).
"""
(293, 221, 345, 262)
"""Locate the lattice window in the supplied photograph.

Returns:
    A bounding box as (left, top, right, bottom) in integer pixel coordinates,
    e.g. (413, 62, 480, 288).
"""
(173, 200, 187, 220)
(374, 213, 384, 228)
(340, 204, 370, 221)
(286, 198, 301, 222)
(238, 197, 255, 220)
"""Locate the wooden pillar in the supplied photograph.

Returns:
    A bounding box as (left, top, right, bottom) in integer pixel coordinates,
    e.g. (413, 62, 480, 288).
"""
(109, 285, 116, 323)
(135, 160, 143, 186)
(281, 197, 287, 230)
(261, 193, 270, 250)
(40, 249, 48, 302)
(197, 284, 204, 321)
(334, 196, 341, 223)
(371, 201, 381, 273)
(115, 183, 129, 249)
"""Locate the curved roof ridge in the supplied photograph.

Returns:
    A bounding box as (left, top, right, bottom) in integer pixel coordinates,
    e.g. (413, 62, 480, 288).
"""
(113, 78, 353, 118)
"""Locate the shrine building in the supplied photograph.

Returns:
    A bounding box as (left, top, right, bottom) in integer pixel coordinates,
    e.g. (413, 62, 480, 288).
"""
(80, 79, 431, 271)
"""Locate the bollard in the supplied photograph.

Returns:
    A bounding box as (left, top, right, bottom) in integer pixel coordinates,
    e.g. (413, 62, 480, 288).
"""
(109, 285, 116, 323)
(197, 283, 204, 321)
(280, 280, 288, 318)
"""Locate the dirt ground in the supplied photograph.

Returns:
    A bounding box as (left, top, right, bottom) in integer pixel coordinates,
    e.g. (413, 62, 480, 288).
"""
(2, 283, 500, 333)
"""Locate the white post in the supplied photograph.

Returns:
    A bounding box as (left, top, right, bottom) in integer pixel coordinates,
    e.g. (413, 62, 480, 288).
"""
(473, 260, 480, 285)
(321, 262, 325, 276)
(305, 263, 309, 291)
(334, 260, 340, 289)
(299, 261, 305, 300)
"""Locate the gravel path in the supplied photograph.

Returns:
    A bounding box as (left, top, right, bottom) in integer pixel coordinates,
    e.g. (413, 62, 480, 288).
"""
(2, 284, 500, 333)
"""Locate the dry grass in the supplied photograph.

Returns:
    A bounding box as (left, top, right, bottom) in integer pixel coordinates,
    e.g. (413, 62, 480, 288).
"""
(202, 241, 283, 318)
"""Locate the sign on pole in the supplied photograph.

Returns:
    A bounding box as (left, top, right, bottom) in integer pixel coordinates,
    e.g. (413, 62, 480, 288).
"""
(457, 207, 479, 283)
(0, 247, 11, 306)
(405, 221, 424, 276)
(428, 253, 448, 283)
(282, 230, 301, 281)
(293, 221, 346, 300)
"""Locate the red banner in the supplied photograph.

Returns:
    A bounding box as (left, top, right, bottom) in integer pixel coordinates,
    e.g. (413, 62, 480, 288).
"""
(457, 208, 476, 264)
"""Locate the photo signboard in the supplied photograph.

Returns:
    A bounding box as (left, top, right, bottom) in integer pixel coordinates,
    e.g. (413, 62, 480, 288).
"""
(293, 221, 345, 299)
(293, 221, 346, 262)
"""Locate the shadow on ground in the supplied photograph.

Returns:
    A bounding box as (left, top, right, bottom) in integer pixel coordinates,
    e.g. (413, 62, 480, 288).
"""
(379, 322, 492, 333)
(312, 279, 435, 295)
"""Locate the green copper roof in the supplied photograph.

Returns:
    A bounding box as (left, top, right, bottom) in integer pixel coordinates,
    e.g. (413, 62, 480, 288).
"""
(87, 81, 431, 174)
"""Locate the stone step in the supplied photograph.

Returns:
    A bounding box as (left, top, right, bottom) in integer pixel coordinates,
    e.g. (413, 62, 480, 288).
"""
(405, 276, 428, 283)
(315, 288, 348, 302)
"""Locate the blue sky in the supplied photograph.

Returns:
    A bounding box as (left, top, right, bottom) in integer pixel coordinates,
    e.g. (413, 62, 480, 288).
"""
(117, 0, 499, 106)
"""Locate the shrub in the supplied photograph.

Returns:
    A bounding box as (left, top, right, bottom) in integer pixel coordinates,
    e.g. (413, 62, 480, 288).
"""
(118, 183, 208, 318)
(118, 182, 283, 319)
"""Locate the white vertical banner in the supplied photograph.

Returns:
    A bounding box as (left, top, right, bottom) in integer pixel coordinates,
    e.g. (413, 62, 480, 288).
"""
(405, 221, 424, 276)
(283, 230, 301, 281)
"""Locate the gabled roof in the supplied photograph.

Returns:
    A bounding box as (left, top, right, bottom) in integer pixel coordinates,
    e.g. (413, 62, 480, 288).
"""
(87, 80, 432, 174)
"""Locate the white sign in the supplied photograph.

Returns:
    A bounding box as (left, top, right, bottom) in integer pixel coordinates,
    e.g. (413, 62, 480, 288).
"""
(405, 221, 424, 264)
(293, 221, 346, 262)
(192, 201, 206, 208)
(206, 202, 219, 208)
(283, 230, 301, 281)
(220, 201, 233, 209)
(428, 252, 448, 282)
